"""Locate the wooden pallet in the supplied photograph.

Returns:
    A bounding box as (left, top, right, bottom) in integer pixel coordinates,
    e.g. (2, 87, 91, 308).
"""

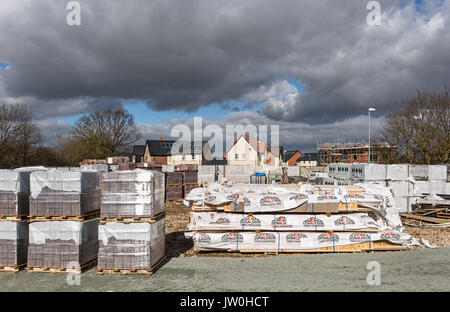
(400, 213, 449, 224)
(96, 256, 167, 276)
(191, 202, 374, 214)
(0, 263, 26, 273)
(0, 215, 27, 221)
(25, 259, 97, 274)
(29, 211, 100, 222)
(100, 212, 165, 224)
(194, 241, 406, 254)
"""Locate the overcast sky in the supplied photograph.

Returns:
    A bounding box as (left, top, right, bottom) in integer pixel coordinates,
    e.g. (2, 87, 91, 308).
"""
(1, 0, 449, 152)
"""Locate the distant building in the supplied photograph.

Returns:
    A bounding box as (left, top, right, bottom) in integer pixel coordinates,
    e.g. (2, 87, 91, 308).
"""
(318, 142, 395, 164)
(267, 146, 283, 166)
(226, 134, 268, 166)
(143, 139, 212, 165)
(131, 145, 145, 163)
(297, 153, 318, 167)
(283, 150, 302, 166)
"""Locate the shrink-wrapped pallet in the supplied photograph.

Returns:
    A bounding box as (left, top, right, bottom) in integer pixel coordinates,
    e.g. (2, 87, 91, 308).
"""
(0, 221, 28, 267)
(351, 164, 386, 181)
(80, 164, 109, 172)
(29, 170, 101, 217)
(386, 164, 409, 180)
(408, 165, 429, 181)
(101, 169, 165, 218)
(428, 165, 447, 181)
(0, 168, 47, 217)
(98, 218, 165, 270)
(27, 219, 98, 269)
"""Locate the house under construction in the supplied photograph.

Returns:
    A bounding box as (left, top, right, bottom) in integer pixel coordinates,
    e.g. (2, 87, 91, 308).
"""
(318, 142, 396, 165)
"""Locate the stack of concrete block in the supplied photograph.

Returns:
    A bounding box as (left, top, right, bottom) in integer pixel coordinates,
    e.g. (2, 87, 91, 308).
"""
(101, 170, 164, 218)
(165, 172, 183, 200)
(0, 221, 28, 269)
(98, 169, 166, 273)
(0, 167, 46, 271)
(29, 170, 101, 218)
(27, 219, 98, 271)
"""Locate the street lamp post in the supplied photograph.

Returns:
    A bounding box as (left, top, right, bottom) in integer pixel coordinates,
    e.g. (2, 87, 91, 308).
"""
(368, 107, 376, 164)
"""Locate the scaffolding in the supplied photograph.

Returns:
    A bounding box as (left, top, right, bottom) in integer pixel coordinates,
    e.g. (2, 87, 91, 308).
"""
(317, 142, 395, 165)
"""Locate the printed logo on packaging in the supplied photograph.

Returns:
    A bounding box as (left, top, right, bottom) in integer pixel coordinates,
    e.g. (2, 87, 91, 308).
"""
(210, 217, 230, 224)
(303, 217, 325, 227)
(286, 233, 307, 242)
(221, 233, 244, 242)
(349, 233, 370, 242)
(344, 194, 364, 199)
(254, 232, 276, 243)
(226, 194, 239, 201)
(289, 194, 307, 201)
(317, 195, 337, 201)
(196, 233, 211, 243)
(380, 232, 400, 240)
(240, 215, 262, 226)
(318, 232, 339, 243)
(260, 195, 282, 206)
(205, 195, 217, 202)
(334, 216, 355, 226)
(271, 216, 292, 227)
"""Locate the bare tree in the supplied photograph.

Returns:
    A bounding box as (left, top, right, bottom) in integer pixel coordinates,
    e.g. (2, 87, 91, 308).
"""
(71, 108, 142, 159)
(0, 101, 42, 168)
(381, 87, 450, 164)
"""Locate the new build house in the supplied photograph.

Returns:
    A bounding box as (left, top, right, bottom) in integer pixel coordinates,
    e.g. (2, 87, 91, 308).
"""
(142, 139, 213, 165)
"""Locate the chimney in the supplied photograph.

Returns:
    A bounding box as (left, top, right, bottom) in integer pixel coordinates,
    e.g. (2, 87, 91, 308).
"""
(160, 136, 163, 141)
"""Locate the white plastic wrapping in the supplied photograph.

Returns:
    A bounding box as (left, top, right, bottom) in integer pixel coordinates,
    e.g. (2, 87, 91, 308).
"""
(428, 165, 447, 180)
(29, 219, 99, 245)
(98, 219, 165, 246)
(0, 220, 28, 241)
(386, 164, 409, 180)
(30, 169, 101, 199)
(189, 230, 427, 251)
(351, 164, 387, 181)
(189, 211, 389, 231)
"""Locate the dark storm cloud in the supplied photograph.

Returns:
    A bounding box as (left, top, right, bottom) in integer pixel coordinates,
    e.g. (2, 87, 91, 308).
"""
(0, 0, 449, 124)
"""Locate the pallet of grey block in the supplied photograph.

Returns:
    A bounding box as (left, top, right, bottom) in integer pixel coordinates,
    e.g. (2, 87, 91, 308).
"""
(25, 219, 99, 274)
(101, 169, 165, 220)
(0, 167, 47, 218)
(29, 169, 101, 219)
(97, 218, 166, 275)
(0, 220, 28, 273)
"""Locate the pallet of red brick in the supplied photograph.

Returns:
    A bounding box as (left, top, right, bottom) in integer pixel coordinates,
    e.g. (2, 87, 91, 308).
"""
(174, 164, 198, 172)
(165, 172, 183, 185)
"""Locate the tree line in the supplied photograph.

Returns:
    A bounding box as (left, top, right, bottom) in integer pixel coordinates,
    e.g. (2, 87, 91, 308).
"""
(1, 86, 449, 168)
(0, 101, 142, 168)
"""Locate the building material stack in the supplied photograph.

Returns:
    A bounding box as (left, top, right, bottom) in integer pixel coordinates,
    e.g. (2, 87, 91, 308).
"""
(0, 168, 42, 272)
(165, 172, 183, 200)
(327, 163, 450, 212)
(175, 164, 200, 198)
(184, 182, 426, 253)
(107, 156, 130, 171)
(26, 169, 101, 273)
(97, 169, 166, 275)
(80, 159, 109, 172)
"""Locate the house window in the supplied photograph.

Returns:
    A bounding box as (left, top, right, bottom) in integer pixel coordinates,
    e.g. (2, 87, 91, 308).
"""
(235, 154, 239, 159)
(182, 155, 185, 160)
(242, 154, 246, 160)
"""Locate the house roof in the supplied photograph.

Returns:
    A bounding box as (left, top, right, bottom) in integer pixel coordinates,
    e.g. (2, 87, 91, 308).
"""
(283, 150, 301, 162)
(145, 140, 209, 156)
(298, 152, 318, 162)
(132, 145, 145, 156)
(226, 134, 266, 154)
(267, 146, 283, 157)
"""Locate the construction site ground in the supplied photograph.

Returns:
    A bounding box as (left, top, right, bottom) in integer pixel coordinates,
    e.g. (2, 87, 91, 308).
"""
(0, 201, 449, 292)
